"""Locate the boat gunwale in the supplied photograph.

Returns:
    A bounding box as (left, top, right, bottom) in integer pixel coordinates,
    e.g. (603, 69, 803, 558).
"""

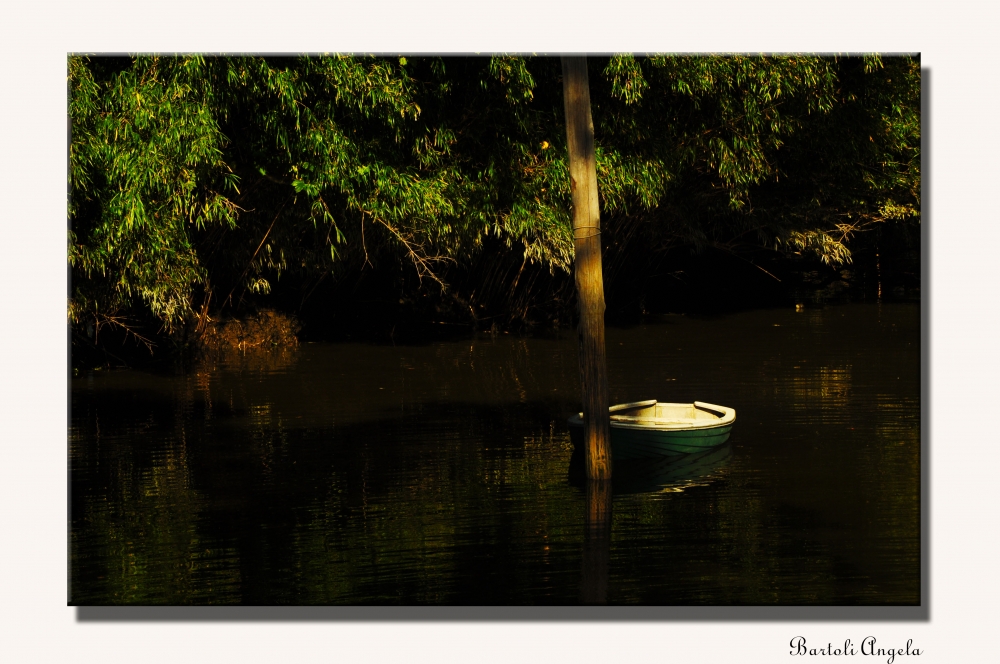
(569, 400, 736, 431)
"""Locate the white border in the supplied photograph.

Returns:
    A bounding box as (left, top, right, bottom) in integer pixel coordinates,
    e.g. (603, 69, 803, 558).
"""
(2, 1, 998, 662)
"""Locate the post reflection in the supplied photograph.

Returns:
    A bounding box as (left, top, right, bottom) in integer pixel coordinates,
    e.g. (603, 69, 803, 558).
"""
(580, 478, 613, 604)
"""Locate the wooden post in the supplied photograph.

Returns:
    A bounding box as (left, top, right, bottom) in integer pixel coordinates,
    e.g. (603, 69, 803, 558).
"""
(562, 56, 612, 480)
(579, 478, 613, 604)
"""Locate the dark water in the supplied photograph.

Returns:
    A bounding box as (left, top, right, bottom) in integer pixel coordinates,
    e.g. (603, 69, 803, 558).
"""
(69, 303, 920, 605)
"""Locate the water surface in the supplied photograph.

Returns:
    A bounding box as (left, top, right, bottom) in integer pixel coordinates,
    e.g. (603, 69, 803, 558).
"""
(70, 303, 920, 605)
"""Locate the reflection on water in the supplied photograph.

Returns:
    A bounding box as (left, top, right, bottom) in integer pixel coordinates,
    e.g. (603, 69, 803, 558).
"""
(70, 303, 920, 605)
(568, 443, 732, 495)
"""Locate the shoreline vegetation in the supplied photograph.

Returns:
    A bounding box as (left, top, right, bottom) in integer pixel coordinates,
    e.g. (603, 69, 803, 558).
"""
(198, 310, 301, 353)
(68, 54, 920, 369)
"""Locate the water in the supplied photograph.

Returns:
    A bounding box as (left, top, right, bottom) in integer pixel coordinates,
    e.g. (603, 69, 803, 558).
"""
(69, 303, 920, 605)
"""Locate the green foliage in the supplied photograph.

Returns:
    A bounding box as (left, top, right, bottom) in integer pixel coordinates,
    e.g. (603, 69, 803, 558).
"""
(68, 54, 919, 339)
(69, 55, 238, 332)
(602, 55, 838, 205)
(598, 54, 918, 263)
(748, 55, 921, 262)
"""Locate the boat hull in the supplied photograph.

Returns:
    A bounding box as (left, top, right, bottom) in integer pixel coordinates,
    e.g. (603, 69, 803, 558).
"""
(568, 418, 733, 459)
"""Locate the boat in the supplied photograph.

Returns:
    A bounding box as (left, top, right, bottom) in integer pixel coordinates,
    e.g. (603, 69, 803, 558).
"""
(568, 400, 736, 459)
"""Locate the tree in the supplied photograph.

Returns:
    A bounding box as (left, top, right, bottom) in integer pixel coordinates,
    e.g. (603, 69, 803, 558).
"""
(68, 54, 919, 348)
(69, 56, 239, 340)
